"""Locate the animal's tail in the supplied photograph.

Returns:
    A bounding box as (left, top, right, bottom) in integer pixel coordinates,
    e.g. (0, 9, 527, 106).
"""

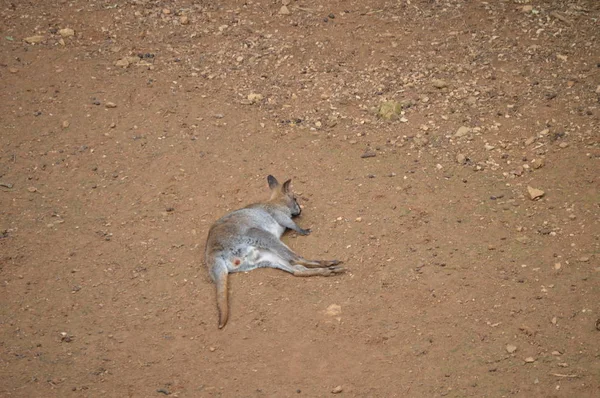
(209, 257, 229, 329)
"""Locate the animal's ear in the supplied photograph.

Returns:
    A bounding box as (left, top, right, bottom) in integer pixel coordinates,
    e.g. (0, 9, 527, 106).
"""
(282, 179, 292, 194)
(267, 175, 279, 190)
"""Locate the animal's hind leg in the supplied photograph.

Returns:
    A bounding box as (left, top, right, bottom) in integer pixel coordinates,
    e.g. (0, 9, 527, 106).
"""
(246, 228, 342, 268)
(292, 258, 342, 268)
(246, 228, 300, 261)
(255, 252, 344, 277)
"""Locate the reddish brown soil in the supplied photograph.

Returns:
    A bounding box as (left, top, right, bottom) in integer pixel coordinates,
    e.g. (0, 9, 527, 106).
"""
(1, 1, 599, 397)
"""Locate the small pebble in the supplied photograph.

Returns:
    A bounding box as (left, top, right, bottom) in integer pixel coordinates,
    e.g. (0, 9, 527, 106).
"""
(59, 28, 75, 38)
(432, 79, 448, 89)
(527, 186, 545, 200)
(455, 126, 471, 137)
(331, 385, 343, 394)
(360, 151, 376, 159)
(532, 159, 545, 169)
(24, 35, 45, 44)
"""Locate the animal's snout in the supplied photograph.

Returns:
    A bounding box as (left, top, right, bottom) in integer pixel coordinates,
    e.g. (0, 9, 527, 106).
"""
(293, 205, 302, 216)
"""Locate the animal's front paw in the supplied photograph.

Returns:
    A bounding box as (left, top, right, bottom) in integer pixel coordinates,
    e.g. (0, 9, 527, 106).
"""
(299, 228, 311, 236)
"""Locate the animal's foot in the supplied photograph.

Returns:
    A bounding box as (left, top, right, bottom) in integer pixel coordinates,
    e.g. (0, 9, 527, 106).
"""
(298, 228, 311, 236)
(325, 266, 345, 275)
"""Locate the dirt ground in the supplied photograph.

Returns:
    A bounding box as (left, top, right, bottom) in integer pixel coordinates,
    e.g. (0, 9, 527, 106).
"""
(1, 0, 599, 397)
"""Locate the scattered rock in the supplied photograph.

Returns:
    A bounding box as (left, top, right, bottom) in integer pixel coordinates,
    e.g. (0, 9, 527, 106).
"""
(115, 59, 130, 68)
(27, 187, 38, 193)
(360, 150, 376, 159)
(506, 344, 517, 354)
(60, 332, 73, 342)
(105, 102, 117, 109)
(578, 257, 590, 263)
(527, 186, 545, 200)
(324, 304, 342, 317)
(525, 137, 536, 146)
(558, 142, 569, 148)
(455, 126, 471, 137)
(413, 135, 429, 146)
(484, 143, 495, 151)
(596, 85, 600, 94)
(522, 5, 533, 13)
(59, 28, 75, 38)
(432, 79, 448, 89)
(512, 166, 524, 177)
(282, 0, 291, 5)
(24, 35, 45, 44)
(180, 16, 190, 25)
(114, 56, 140, 68)
(279, 5, 291, 15)
(524, 357, 536, 363)
(456, 153, 467, 164)
(531, 159, 545, 169)
(9, 67, 18, 73)
(377, 101, 403, 120)
(62, 121, 70, 129)
(331, 386, 343, 394)
(247, 93, 263, 104)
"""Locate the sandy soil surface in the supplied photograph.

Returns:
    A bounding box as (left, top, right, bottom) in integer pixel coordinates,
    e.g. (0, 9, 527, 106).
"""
(1, 0, 599, 397)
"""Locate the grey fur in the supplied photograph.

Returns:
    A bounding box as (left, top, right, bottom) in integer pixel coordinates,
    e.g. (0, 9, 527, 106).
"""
(205, 175, 344, 328)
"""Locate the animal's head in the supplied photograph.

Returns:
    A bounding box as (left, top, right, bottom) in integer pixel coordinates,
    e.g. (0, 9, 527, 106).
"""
(267, 175, 301, 216)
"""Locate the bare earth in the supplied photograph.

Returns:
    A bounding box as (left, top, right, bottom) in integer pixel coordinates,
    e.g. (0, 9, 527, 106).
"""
(1, 1, 599, 397)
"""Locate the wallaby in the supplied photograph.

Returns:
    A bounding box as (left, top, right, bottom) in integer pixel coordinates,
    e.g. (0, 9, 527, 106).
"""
(205, 175, 344, 328)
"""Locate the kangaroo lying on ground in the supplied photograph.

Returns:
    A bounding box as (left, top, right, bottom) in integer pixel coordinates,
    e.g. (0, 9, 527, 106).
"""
(205, 175, 344, 328)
